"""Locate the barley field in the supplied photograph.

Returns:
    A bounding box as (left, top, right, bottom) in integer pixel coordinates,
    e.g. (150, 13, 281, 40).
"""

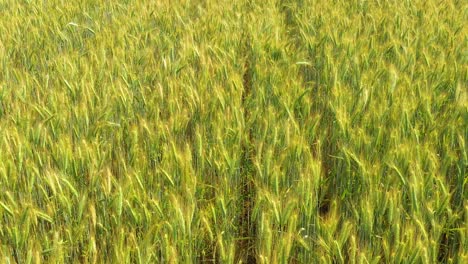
(0, 0, 466, 263)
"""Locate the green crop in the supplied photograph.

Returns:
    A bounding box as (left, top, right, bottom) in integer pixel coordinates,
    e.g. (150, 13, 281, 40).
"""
(0, 0, 466, 263)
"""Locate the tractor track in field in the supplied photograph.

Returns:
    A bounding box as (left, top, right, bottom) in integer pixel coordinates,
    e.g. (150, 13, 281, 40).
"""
(236, 32, 257, 264)
(279, 0, 336, 219)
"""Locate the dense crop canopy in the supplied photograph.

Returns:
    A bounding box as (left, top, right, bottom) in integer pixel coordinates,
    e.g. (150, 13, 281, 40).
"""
(0, 0, 466, 263)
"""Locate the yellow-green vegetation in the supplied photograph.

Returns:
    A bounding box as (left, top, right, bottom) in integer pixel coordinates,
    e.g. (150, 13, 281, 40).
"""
(0, 0, 466, 263)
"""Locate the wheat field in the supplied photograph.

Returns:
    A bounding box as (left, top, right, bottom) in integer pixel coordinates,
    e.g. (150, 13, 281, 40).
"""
(0, 0, 466, 263)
